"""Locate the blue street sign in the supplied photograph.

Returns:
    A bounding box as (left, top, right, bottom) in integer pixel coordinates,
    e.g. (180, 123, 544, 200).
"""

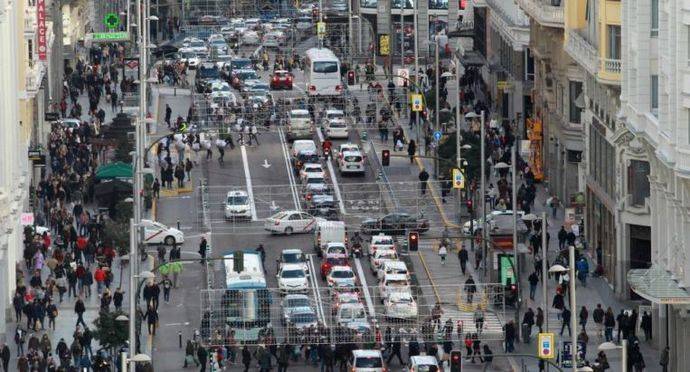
(433, 131, 442, 141)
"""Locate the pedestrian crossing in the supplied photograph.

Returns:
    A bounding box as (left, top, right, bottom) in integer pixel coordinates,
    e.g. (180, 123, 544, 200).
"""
(440, 308, 504, 337)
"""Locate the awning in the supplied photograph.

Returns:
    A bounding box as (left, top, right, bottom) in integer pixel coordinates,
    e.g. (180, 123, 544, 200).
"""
(628, 265, 690, 304)
(460, 50, 486, 68)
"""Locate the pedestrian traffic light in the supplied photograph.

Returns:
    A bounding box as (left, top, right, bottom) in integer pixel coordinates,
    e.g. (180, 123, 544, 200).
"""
(466, 200, 473, 214)
(347, 70, 355, 85)
(408, 231, 419, 251)
(233, 251, 244, 273)
(382, 150, 390, 166)
(450, 350, 462, 372)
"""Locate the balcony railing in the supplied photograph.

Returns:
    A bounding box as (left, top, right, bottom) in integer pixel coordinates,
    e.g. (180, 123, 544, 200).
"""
(24, 7, 37, 37)
(486, 0, 530, 27)
(601, 58, 621, 74)
(516, 0, 564, 28)
(564, 31, 598, 75)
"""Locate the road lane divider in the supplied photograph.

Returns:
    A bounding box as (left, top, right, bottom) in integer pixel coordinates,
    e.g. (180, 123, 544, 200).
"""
(308, 254, 326, 324)
(278, 127, 301, 211)
(353, 258, 376, 318)
(240, 145, 259, 221)
(316, 128, 347, 215)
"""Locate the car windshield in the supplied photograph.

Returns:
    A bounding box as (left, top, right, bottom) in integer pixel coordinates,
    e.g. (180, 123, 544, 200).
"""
(327, 258, 348, 266)
(328, 246, 346, 255)
(341, 307, 366, 319)
(304, 166, 322, 173)
(343, 155, 362, 162)
(214, 85, 231, 92)
(227, 196, 248, 205)
(249, 83, 269, 91)
(290, 312, 316, 324)
(373, 238, 394, 245)
(180, 51, 197, 58)
(307, 177, 325, 184)
(327, 112, 344, 120)
(331, 270, 354, 279)
(392, 293, 413, 302)
(291, 112, 311, 120)
(313, 61, 338, 73)
(283, 253, 301, 263)
(355, 358, 383, 368)
(198, 66, 220, 79)
(286, 297, 310, 308)
(231, 60, 252, 69)
(387, 280, 408, 286)
(190, 41, 205, 48)
(281, 269, 305, 278)
(238, 71, 258, 80)
(329, 121, 347, 128)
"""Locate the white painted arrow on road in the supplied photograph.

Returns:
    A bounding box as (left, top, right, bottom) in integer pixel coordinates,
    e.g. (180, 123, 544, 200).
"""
(261, 159, 271, 168)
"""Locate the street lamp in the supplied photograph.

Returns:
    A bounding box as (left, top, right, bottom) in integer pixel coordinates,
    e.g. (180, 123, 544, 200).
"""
(465, 110, 486, 276)
(121, 352, 152, 371)
(598, 341, 627, 372)
(550, 245, 577, 372)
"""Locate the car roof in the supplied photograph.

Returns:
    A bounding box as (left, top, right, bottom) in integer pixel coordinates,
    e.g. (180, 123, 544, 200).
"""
(326, 242, 345, 247)
(325, 109, 344, 114)
(274, 70, 289, 74)
(341, 150, 362, 157)
(330, 265, 352, 272)
(410, 356, 437, 365)
(303, 163, 323, 168)
(383, 273, 408, 281)
(290, 109, 310, 115)
(282, 248, 303, 255)
(226, 190, 248, 197)
(382, 260, 407, 269)
(352, 350, 382, 357)
(284, 293, 310, 301)
(388, 290, 413, 300)
(281, 263, 306, 271)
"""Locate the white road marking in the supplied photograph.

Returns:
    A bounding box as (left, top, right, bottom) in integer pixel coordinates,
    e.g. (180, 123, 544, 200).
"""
(278, 127, 301, 211)
(240, 145, 259, 221)
(353, 258, 376, 318)
(316, 128, 347, 215)
(308, 254, 326, 324)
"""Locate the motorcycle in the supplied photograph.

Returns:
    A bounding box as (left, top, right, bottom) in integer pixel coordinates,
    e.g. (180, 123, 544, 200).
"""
(351, 242, 362, 258)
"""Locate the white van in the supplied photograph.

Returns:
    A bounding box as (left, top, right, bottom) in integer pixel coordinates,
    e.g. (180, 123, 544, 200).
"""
(314, 220, 346, 256)
(305, 48, 342, 97)
(409, 355, 440, 372)
(287, 109, 315, 141)
(338, 150, 365, 176)
(349, 349, 385, 372)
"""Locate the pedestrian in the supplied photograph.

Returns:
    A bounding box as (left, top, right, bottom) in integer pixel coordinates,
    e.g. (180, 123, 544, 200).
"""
(523, 308, 535, 339)
(144, 304, 159, 335)
(153, 178, 160, 199)
(504, 321, 516, 353)
(536, 307, 545, 333)
(162, 276, 173, 303)
(418, 169, 430, 195)
(46, 301, 57, 331)
(199, 236, 208, 264)
(407, 139, 416, 163)
(198, 345, 208, 372)
(474, 249, 483, 271)
(641, 311, 652, 340)
(528, 271, 539, 300)
(74, 297, 87, 328)
(465, 276, 476, 304)
(482, 344, 493, 372)
(242, 345, 252, 372)
(458, 247, 468, 275)
(174, 164, 185, 188)
(183, 340, 198, 368)
(604, 307, 615, 342)
(385, 334, 404, 365)
(576, 257, 589, 286)
(631, 343, 645, 372)
(616, 309, 627, 342)
(557, 226, 567, 250)
(0, 342, 8, 372)
(660, 346, 669, 372)
(463, 334, 472, 360)
(165, 104, 172, 127)
(277, 344, 289, 372)
(473, 306, 484, 334)
(438, 243, 447, 265)
(594, 351, 609, 372)
(561, 308, 572, 336)
(249, 124, 260, 145)
(185, 158, 193, 181)
(579, 305, 589, 330)
(592, 303, 605, 338)
(113, 287, 124, 311)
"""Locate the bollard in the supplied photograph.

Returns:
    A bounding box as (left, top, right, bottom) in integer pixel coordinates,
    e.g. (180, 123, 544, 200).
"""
(177, 219, 180, 230)
(174, 87, 177, 96)
(179, 331, 182, 348)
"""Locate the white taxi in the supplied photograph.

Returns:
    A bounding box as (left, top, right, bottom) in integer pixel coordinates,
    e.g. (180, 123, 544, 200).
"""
(264, 210, 319, 235)
(224, 190, 252, 220)
(384, 289, 418, 319)
(141, 219, 184, 246)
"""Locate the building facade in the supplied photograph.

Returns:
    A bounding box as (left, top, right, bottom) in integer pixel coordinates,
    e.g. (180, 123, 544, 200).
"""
(0, 0, 62, 340)
(622, 0, 690, 369)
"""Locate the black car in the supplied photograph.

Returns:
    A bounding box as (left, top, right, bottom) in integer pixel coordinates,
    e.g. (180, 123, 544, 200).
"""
(152, 43, 179, 58)
(360, 213, 430, 235)
(195, 63, 221, 93)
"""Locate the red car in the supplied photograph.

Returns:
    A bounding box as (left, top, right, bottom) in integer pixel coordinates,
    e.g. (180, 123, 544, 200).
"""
(320, 256, 349, 280)
(270, 70, 293, 90)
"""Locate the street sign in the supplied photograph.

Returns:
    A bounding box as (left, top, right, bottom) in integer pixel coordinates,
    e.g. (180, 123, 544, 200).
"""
(537, 333, 555, 359)
(497, 80, 513, 90)
(89, 31, 130, 42)
(378, 34, 390, 56)
(316, 22, 326, 38)
(104, 12, 121, 30)
(433, 130, 442, 141)
(452, 168, 465, 189)
(411, 94, 423, 112)
(44, 112, 59, 121)
(560, 341, 586, 368)
(395, 68, 409, 87)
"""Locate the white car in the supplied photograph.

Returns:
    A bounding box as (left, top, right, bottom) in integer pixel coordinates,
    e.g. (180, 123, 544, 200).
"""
(279, 249, 309, 273)
(336, 143, 360, 157)
(264, 210, 319, 235)
(376, 260, 409, 280)
(242, 31, 261, 45)
(210, 91, 238, 109)
(141, 219, 184, 245)
(291, 139, 317, 158)
(277, 263, 309, 294)
(331, 291, 361, 315)
(321, 109, 345, 126)
(327, 265, 357, 288)
(224, 190, 252, 220)
(337, 303, 370, 332)
(186, 38, 208, 55)
(370, 249, 398, 274)
(263, 31, 286, 47)
(378, 273, 410, 300)
(323, 118, 349, 139)
(462, 210, 526, 234)
(299, 163, 326, 182)
(338, 150, 365, 175)
(178, 49, 200, 69)
(384, 290, 418, 319)
(324, 242, 348, 257)
(368, 234, 395, 256)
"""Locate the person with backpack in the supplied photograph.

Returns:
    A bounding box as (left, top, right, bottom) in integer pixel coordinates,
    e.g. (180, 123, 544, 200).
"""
(14, 327, 25, 356)
(46, 301, 58, 331)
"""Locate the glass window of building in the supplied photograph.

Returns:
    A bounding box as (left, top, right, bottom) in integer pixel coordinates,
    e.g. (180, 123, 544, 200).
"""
(651, 75, 659, 117)
(607, 25, 621, 60)
(627, 160, 650, 207)
(651, 0, 659, 36)
(569, 81, 583, 124)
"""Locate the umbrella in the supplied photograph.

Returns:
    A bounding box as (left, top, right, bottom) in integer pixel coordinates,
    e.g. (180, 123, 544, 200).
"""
(440, 71, 454, 78)
(521, 213, 538, 221)
(494, 162, 510, 169)
(158, 263, 171, 275)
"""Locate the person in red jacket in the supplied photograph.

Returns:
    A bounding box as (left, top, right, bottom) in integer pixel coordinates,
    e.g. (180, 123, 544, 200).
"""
(94, 266, 106, 295)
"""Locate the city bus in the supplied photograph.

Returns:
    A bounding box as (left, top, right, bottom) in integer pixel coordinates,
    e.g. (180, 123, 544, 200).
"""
(223, 252, 271, 342)
(304, 47, 343, 97)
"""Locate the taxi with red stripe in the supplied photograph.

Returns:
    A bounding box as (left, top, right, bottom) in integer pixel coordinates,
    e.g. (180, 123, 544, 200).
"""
(264, 210, 322, 235)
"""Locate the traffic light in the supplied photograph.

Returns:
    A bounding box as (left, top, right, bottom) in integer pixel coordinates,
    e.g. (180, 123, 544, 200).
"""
(408, 231, 419, 251)
(382, 150, 390, 166)
(347, 70, 355, 85)
(466, 200, 473, 214)
(233, 251, 244, 273)
(450, 350, 462, 372)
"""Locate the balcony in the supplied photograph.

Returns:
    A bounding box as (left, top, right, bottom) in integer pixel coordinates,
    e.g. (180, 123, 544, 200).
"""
(564, 30, 598, 75)
(516, 0, 564, 28)
(24, 7, 37, 37)
(25, 62, 46, 97)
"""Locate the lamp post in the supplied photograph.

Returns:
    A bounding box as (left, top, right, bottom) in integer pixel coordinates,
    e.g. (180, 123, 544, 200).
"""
(549, 245, 577, 372)
(465, 110, 486, 276)
(598, 340, 627, 372)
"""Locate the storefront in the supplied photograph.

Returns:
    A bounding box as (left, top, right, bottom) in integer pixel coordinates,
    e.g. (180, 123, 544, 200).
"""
(525, 118, 543, 182)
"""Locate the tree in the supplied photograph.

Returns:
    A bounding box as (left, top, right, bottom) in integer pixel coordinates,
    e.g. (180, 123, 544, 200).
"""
(92, 310, 129, 352)
(103, 200, 133, 255)
(113, 137, 134, 163)
(437, 129, 481, 182)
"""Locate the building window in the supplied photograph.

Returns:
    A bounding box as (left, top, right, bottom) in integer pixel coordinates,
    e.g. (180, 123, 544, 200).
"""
(628, 160, 650, 207)
(607, 25, 621, 60)
(687, 26, 690, 66)
(651, 75, 659, 117)
(651, 0, 659, 37)
(569, 81, 583, 124)
(524, 49, 534, 81)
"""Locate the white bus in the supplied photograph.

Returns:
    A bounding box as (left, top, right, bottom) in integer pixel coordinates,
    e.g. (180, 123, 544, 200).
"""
(223, 252, 271, 342)
(304, 48, 343, 97)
